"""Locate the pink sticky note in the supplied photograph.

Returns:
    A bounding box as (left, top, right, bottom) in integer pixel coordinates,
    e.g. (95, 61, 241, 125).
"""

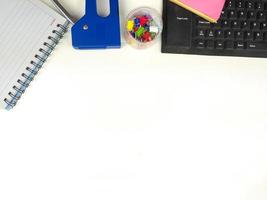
(171, 0, 226, 22)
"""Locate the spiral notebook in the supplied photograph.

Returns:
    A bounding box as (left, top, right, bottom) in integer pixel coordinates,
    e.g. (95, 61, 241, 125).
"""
(0, 0, 69, 110)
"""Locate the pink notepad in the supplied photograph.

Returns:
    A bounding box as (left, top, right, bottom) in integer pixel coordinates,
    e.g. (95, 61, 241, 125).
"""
(170, 0, 226, 23)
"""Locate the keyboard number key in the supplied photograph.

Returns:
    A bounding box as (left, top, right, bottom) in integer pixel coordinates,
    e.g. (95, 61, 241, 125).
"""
(255, 2, 263, 10)
(229, 10, 237, 19)
(216, 30, 224, 38)
(222, 20, 230, 28)
(235, 31, 244, 39)
(261, 23, 267, 30)
(258, 12, 266, 21)
(226, 30, 234, 39)
(236, 0, 245, 9)
(246, 31, 253, 40)
(241, 21, 249, 29)
(227, 1, 235, 8)
(246, 1, 254, 10)
(254, 32, 263, 41)
(248, 11, 256, 20)
(251, 22, 260, 30)
(238, 11, 246, 19)
(232, 21, 241, 29)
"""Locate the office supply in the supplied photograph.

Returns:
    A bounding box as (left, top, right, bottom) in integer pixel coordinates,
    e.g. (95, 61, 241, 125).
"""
(72, 0, 121, 49)
(170, 0, 226, 23)
(162, 0, 267, 58)
(0, 0, 69, 110)
(125, 7, 163, 49)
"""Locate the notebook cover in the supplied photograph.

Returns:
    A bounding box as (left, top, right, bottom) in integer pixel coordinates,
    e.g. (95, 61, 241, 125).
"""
(170, 0, 226, 22)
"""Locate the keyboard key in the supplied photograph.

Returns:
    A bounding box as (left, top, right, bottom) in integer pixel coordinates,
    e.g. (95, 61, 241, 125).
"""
(236, 0, 245, 9)
(216, 30, 224, 38)
(258, 12, 266, 21)
(229, 10, 237, 19)
(238, 11, 246, 19)
(225, 41, 235, 49)
(248, 11, 257, 20)
(206, 40, 214, 49)
(235, 31, 244, 39)
(222, 20, 230, 28)
(207, 30, 215, 38)
(226, 30, 234, 39)
(216, 41, 224, 49)
(246, 1, 254, 10)
(227, 1, 235, 8)
(261, 22, 267, 30)
(241, 21, 249, 29)
(246, 31, 254, 40)
(197, 29, 206, 38)
(254, 32, 264, 41)
(232, 20, 241, 29)
(236, 41, 245, 49)
(255, 2, 264, 10)
(251, 21, 260, 30)
(247, 42, 267, 50)
(195, 40, 205, 48)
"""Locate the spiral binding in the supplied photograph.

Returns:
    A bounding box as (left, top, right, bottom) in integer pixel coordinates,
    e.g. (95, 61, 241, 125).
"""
(4, 22, 69, 110)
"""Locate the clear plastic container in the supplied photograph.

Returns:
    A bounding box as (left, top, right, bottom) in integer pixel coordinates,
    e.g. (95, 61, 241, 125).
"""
(125, 7, 163, 49)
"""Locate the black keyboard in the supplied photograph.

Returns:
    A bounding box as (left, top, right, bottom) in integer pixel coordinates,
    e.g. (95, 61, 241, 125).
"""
(162, 0, 267, 58)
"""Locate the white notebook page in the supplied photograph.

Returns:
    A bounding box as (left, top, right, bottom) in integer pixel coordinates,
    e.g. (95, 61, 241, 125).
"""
(0, 0, 67, 109)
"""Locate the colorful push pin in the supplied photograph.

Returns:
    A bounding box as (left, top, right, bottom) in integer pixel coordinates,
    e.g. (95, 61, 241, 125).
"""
(135, 27, 145, 37)
(150, 32, 156, 39)
(139, 16, 149, 26)
(134, 18, 140, 27)
(143, 31, 151, 42)
(149, 26, 159, 34)
(133, 27, 139, 32)
(127, 20, 134, 31)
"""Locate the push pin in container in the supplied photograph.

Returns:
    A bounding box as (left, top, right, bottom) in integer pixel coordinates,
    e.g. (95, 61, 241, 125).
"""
(125, 7, 163, 49)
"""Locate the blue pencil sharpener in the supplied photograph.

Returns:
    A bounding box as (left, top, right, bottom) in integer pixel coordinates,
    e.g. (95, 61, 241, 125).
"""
(72, 0, 121, 49)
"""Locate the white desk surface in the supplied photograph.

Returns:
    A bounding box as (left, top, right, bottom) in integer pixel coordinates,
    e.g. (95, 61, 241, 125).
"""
(1, 0, 267, 200)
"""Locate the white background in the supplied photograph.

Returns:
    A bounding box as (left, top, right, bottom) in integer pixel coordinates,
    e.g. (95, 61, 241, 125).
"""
(1, 0, 267, 199)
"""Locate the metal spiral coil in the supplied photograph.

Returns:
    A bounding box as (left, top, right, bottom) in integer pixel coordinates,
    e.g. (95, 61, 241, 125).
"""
(4, 22, 69, 110)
